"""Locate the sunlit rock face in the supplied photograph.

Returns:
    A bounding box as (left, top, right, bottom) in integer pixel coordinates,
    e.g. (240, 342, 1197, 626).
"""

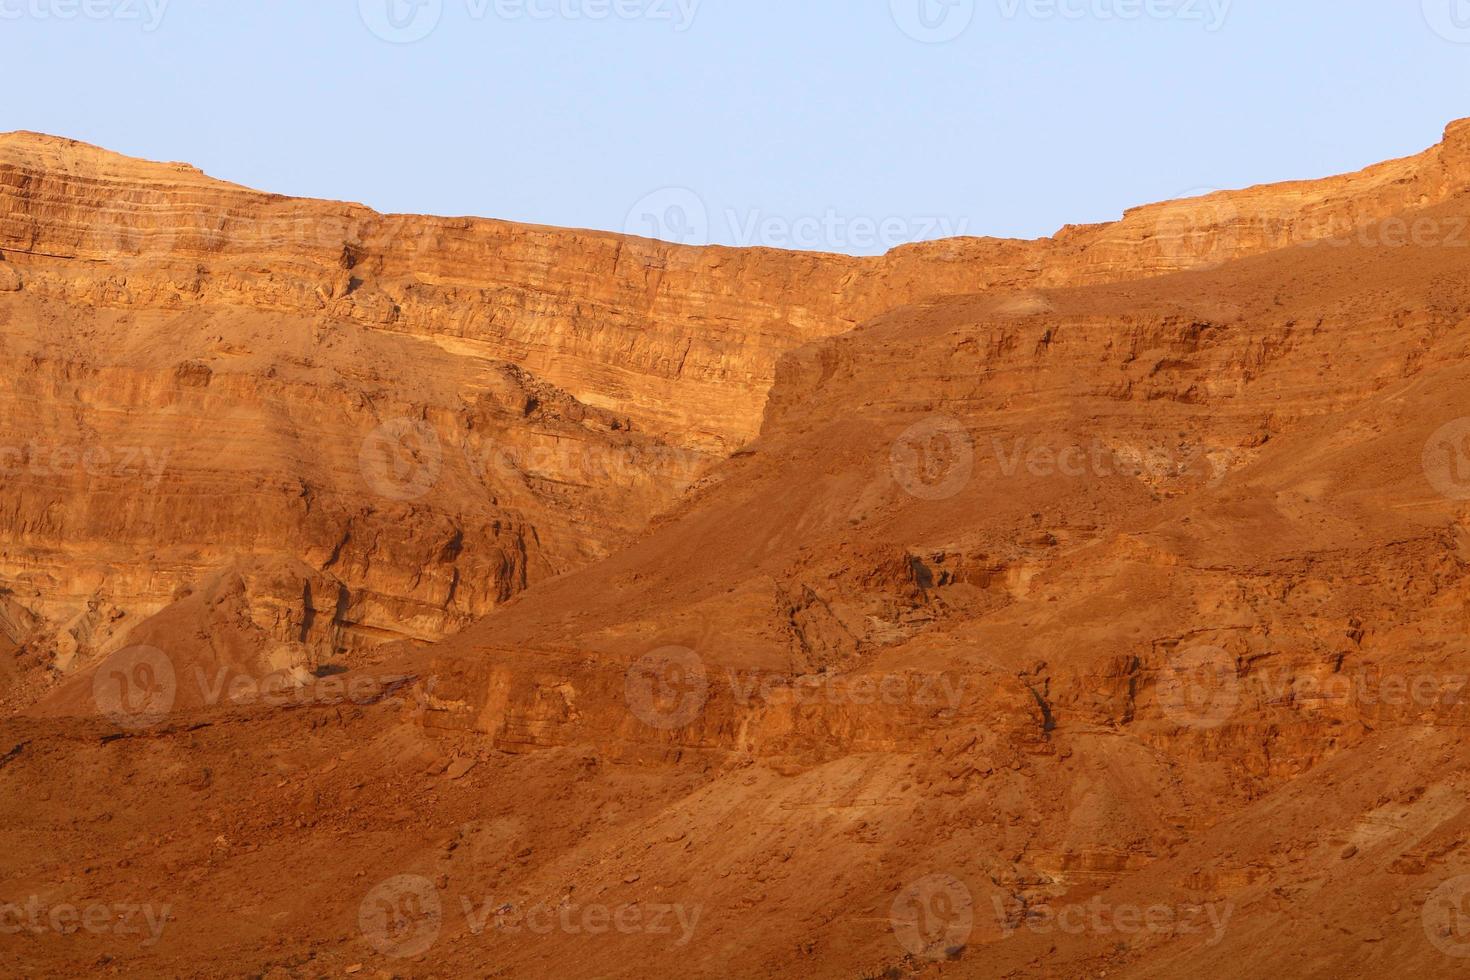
(9, 123, 1470, 978)
(4, 123, 1467, 686)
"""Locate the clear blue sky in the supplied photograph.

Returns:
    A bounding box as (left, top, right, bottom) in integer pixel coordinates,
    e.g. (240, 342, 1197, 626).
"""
(3, 0, 1469, 254)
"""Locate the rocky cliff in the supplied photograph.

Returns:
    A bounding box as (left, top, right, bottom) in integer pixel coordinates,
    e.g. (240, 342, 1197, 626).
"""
(2, 119, 1470, 699)
(8, 123, 1470, 978)
(315, 188, 1470, 977)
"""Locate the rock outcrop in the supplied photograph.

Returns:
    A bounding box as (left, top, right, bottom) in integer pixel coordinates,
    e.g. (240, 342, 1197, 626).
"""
(4, 120, 1470, 701)
(8, 122, 1470, 978)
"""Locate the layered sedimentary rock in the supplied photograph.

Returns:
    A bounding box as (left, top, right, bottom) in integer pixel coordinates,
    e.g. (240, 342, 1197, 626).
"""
(370, 194, 1470, 976)
(7, 123, 1470, 977)
(421, 189, 1470, 752)
(0, 285, 714, 704)
(3, 121, 1469, 688)
(6, 119, 1470, 446)
(12, 156, 1470, 977)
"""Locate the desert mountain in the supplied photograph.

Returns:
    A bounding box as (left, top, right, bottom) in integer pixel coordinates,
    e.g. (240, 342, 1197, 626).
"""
(5, 122, 1470, 977)
(2, 122, 1469, 690)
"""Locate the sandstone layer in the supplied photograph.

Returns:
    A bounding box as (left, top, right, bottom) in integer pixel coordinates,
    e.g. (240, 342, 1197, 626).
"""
(4, 122, 1470, 691)
(6, 123, 1470, 978)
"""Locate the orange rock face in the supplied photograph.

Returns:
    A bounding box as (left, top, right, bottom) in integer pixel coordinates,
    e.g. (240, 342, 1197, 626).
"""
(4, 122, 1470, 677)
(6, 123, 1470, 977)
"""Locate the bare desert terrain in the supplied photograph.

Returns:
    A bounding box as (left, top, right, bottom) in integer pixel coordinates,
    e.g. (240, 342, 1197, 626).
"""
(5, 120, 1470, 976)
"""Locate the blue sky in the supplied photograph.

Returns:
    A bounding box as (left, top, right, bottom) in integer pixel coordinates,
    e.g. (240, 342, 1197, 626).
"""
(3, 0, 1469, 253)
